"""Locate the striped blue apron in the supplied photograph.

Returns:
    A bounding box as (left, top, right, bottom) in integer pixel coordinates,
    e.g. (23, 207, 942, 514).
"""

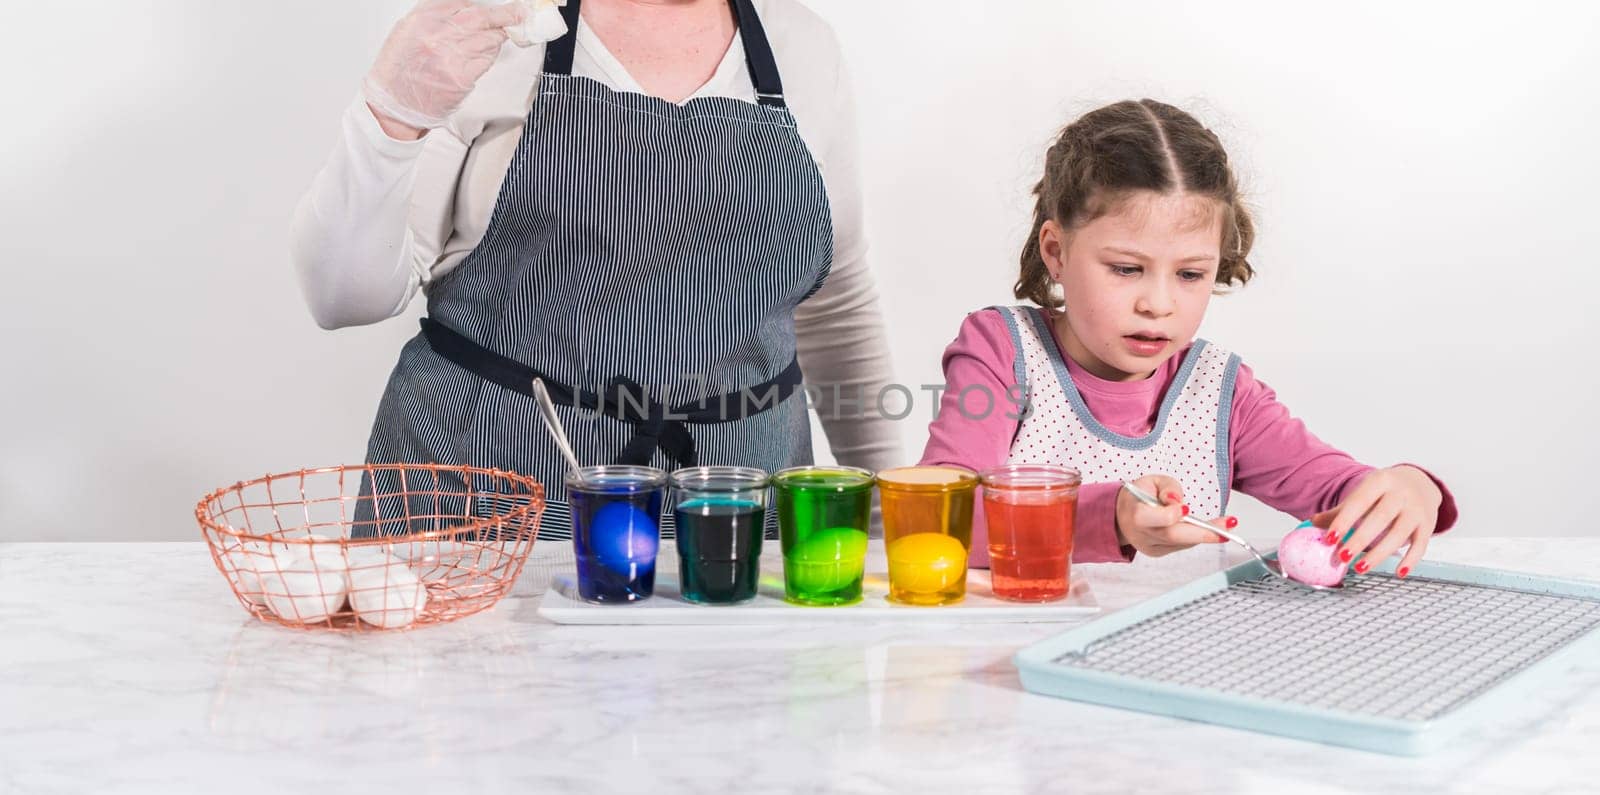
(355, 0, 833, 540)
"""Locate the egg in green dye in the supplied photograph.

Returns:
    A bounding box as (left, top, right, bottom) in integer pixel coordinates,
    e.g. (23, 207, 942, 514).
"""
(787, 526, 869, 593)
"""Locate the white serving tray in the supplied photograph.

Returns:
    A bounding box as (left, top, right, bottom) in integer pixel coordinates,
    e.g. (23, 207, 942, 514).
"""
(536, 540, 1099, 625)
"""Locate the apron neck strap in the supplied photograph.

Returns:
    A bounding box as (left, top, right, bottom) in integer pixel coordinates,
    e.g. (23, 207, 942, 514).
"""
(729, 0, 786, 108)
(542, 0, 584, 76)
(542, 0, 788, 108)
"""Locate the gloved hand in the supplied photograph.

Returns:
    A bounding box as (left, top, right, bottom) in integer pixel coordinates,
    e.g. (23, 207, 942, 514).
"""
(361, 0, 532, 134)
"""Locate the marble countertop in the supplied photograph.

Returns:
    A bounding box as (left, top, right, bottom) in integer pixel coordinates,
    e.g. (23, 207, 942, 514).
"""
(2, 537, 1597, 793)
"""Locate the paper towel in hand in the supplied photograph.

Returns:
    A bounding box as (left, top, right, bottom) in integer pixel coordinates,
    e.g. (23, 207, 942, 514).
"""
(475, 0, 569, 47)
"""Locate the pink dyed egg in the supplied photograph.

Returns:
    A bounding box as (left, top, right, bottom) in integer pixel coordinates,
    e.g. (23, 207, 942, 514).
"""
(1276, 522, 1348, 587)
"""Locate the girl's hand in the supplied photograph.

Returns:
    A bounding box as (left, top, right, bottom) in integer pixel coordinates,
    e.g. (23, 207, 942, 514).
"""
(363, 0, 528, 137)
(1311, 466, 1443, 578)
(1115, 475, 1236, 558)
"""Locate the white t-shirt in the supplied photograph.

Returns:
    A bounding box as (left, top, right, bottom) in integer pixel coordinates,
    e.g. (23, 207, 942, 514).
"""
(289, 0, 903, 472)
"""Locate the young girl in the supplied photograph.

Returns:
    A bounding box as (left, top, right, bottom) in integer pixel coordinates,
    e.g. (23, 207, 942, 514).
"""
(920, 99, 1457, 574)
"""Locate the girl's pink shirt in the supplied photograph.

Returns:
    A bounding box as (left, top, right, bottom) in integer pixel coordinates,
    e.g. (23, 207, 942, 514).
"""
(919, 309, 1459, 566)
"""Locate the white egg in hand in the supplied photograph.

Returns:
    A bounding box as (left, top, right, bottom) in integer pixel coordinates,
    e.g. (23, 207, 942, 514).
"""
(349, 566, 429, 629)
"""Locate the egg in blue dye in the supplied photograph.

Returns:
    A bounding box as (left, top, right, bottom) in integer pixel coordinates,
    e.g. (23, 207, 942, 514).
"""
(592, 500, 660, 573)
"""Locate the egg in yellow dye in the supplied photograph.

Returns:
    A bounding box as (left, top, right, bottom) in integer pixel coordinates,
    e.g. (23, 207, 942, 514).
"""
(886, 533, 968, 594)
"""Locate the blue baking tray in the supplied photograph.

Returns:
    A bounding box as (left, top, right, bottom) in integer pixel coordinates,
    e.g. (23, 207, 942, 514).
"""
(1014, 554, 1600, 755)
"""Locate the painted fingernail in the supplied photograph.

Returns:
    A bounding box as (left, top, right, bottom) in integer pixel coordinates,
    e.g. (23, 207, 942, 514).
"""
(1165, 492, 1179, 503)
(1323, 531, 1337, 545)
(1354, 560, 1370, 574)
(1397, 566, 1410, 578)
(1339, 548, 1354, 563)
(1225, 516, 1239, 529)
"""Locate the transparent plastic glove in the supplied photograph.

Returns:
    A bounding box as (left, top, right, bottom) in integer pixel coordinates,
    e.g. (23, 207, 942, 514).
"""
(361, 0, 531, 133)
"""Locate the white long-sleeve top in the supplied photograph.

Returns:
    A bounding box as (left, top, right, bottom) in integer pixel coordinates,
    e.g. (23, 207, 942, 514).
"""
(290, 0, 904, 472)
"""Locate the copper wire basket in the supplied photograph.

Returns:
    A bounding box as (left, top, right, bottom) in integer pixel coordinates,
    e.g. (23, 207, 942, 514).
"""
(195, 463, 545, 631)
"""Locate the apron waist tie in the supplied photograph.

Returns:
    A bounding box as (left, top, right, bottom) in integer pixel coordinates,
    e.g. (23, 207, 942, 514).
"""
(419, 318, 804, 468)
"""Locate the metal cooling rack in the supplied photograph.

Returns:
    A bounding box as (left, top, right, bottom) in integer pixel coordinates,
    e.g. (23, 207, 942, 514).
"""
(1015, 557, 1600, 755)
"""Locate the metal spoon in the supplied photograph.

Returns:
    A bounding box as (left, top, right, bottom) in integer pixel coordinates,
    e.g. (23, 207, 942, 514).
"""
(531, 378, 585, 484)
(1119, 481, 1341, 591)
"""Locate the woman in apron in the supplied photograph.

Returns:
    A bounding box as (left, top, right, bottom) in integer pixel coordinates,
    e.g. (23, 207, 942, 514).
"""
(290, 0, 902, 537)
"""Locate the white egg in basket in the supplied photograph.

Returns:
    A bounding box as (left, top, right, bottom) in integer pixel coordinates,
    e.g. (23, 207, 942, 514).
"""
(232, 538, 298, 606)
(349, 564, 430, 629)
(254, 546, 349, 624)
(345, 545, 408, 574)
(301, 532, 350, 571)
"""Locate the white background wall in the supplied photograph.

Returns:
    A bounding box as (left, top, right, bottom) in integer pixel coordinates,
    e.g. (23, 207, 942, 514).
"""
(2, 1, 1596, 542)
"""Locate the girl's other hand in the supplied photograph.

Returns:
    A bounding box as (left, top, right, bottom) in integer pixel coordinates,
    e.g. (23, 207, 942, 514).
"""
(1115, 474, 1235, 557)
(1311, 466, 1444, 579)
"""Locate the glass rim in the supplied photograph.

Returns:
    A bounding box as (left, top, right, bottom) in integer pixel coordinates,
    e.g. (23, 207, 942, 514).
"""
(564, 464, 668, 492)
(979, 463, 1082, 490)
(668, 465, 770, 492)
(770, 465, 875, 492)
(874, 465, 979, 493)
